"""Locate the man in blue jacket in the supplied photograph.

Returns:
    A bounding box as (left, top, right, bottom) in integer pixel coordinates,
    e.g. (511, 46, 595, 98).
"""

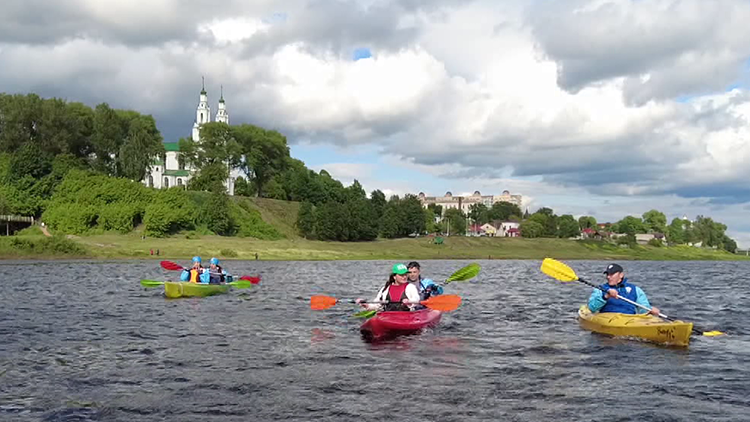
(588, 263, 660, 315)
(407, 261, 443, 301)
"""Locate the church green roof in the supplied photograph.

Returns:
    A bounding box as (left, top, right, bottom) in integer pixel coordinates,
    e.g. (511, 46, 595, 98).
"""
(164, 142, 180, 152)
(164, 169, 190, 177)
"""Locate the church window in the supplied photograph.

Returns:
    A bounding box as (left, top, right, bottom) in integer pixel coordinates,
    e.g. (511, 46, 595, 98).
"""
(164, 177, 169, 188)
(177, 178, 183, 186)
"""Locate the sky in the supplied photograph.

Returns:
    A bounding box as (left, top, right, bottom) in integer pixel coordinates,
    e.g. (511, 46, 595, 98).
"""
(2, 0, 750, 246)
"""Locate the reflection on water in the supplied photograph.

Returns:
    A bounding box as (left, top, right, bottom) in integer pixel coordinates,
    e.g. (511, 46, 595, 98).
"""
(0, 259, 748, 421)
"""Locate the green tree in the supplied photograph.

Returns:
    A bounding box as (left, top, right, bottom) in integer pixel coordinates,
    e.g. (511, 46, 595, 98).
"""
(578, 215, 597, 230)
(520, 220, 544, 238)
(379, 203, 402, 238)
(370, 189, 387, 220)
(612, 216, 646, 235)
(468, 203, 490, 226)
(642, 209, 667, 233)
(234, 176, 254, 197)
(117, 115, 164, 181)
(427, 203, 443, 218)
(721, 235, 737, 253)
(187, 162, 229, 193)
(557, 214, 580, 238)
(201, 191, 235, 236)
(346, 180, 366, 201)
(444, 208, 467, 235)
(401, 194, 427, 235)
(90, 103, 126, 174)
(488, 201, 522, 221)
(235, 124, 289, 197)
(296, 201, 316, 239)
(667, 218, 686, 244)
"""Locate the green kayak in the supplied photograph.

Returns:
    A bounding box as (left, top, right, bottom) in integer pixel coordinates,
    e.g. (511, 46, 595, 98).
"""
(164, 282, 229, 298)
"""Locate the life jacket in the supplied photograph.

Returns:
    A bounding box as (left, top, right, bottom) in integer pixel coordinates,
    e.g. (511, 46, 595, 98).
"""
(208, 266, 225, 284)
(384, 283, 410, 312)
(598, 279, 639, 314)
(189, 267, 203, 283)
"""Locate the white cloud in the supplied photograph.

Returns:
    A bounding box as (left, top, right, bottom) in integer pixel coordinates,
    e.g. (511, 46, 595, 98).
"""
(3, 0, 750, 244)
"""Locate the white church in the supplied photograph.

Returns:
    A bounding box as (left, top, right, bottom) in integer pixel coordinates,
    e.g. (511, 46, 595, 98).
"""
(143, 80, 242, 195)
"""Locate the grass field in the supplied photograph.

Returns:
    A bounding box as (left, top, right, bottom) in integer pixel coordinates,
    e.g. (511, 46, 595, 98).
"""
(2, 197, 747, 261)
(3, 230, 746, 261)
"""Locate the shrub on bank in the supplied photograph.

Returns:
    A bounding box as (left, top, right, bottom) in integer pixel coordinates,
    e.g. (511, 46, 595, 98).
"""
(0, 235, 89, 257)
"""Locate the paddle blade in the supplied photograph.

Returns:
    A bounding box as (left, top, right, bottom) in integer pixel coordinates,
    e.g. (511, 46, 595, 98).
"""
(240, 275, 261, 285)
(228, 280, 253, 289)
(352, 310, 377, 319)
(701, 330, 726, 337)
(310, 295, 338, 310)
(445, 263, 481, 284)
(540, 258, 579, 282)
(421, 294, 461, 311)
(160, 261, 184, 271)
(140, 279, 165, 288)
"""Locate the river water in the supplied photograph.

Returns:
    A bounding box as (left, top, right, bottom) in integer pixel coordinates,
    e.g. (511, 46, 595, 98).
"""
(1, 259, 748, 421)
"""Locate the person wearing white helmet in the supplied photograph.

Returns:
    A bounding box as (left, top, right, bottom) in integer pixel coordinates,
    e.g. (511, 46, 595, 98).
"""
(206, 257, 233, 284)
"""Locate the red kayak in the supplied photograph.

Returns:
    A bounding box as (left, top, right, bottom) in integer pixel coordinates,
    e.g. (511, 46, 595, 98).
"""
(360, 309, 442, 341)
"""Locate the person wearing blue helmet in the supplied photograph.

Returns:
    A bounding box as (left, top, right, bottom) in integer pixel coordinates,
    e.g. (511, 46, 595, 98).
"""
(180, 256, 209, 283)
(206, 257, 232, 284)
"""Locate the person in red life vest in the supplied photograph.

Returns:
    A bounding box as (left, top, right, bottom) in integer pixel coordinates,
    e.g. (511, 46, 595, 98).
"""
(356, 263, 420, 312)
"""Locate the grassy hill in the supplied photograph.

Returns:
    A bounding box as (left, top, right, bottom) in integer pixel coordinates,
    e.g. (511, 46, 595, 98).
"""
(2, 197, 748, 261)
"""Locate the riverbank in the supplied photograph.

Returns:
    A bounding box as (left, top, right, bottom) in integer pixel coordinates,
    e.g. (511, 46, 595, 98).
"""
(2, 230, 747, 261)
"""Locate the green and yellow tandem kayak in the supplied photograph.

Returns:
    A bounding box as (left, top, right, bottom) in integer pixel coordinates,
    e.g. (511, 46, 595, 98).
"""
(578, 305, 693, 347)
(164, 282, 229, 298)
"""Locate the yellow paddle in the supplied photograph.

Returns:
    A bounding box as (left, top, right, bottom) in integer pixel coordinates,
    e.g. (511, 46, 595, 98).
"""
(540, 258, 725, 337)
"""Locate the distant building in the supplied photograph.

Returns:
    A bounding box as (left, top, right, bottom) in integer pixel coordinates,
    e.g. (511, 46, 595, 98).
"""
(418, 190, 523, 215)
(142, 79, 242, 195)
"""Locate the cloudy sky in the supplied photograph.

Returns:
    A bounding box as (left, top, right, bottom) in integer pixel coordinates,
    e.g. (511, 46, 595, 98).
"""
(3, 0, 750, 245)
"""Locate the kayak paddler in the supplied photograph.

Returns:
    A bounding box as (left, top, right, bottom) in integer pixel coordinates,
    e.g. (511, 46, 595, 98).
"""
(406, 261, 443, 301)
(356, 263, 420, 312)
(588, 263, 660, 316)
(180, 256, 209, 284)
(206, 257, 233, 284)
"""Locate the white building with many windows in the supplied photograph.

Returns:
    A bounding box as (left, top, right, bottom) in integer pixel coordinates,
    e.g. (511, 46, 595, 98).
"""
(417, 190, 523, 215)
(143, 81, 241, 195)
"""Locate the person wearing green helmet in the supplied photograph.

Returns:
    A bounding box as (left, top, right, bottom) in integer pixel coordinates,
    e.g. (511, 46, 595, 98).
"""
(356, 263, 420, 312)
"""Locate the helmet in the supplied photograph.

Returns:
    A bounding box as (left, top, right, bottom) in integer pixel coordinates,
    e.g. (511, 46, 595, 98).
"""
(210, 257, 220, 266)
(192, 256, 202, 263)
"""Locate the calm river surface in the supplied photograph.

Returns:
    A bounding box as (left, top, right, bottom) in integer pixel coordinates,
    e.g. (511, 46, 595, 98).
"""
(1, 259, 749, 421)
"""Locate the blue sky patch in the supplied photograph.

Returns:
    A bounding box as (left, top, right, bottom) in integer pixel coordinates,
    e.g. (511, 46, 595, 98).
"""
(353, 48, 372, 61)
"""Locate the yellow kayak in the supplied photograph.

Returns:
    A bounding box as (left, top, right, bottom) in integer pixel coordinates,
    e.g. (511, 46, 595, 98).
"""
(164, 282, 229, 298)
(578, 305, 693, 347)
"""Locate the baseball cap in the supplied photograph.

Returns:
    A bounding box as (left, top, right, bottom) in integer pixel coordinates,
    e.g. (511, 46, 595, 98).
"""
(392, 263, 408, 275)
(603, 263, 624, 275)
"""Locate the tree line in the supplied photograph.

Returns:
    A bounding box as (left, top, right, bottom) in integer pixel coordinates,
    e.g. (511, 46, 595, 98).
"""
(516, 207, 737, 252)
(0, 92, 739, 251)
